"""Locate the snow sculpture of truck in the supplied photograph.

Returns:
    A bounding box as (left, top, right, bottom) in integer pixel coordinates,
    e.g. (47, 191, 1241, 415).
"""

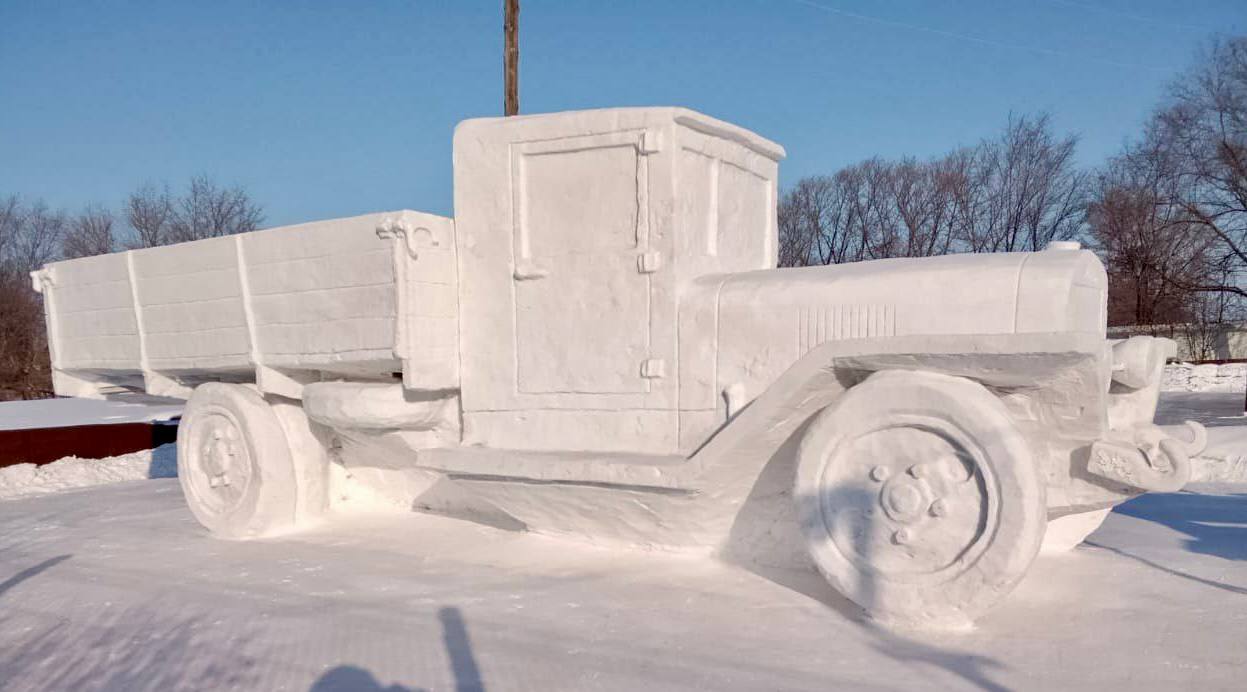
(32, 108, 1205, 628)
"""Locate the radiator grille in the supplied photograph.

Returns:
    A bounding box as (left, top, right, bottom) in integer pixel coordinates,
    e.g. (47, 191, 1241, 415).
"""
(797, 304, 896, 355)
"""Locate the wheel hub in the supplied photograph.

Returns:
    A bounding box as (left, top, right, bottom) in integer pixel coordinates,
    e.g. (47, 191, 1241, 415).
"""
(187, 411, 251, 515)
(882, 480, 925, 520)
(820, 425, 990, 580)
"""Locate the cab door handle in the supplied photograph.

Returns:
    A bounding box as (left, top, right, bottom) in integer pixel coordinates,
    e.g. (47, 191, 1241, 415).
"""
(513, 262, 550, 281)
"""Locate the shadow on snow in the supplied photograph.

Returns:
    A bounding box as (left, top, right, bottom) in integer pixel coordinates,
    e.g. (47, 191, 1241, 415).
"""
(1111, 490, 1247, 562)
(309, 606, 484, 692)
(0, 554, 71, 599)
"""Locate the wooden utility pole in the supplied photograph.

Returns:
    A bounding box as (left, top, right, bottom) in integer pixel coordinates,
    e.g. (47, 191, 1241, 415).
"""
(504, 0, 519, 116)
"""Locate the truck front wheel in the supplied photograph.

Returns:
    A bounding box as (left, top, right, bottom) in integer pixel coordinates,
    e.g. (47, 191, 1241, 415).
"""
(177, 383, 303, 538)
(794, 370, 1046, 629)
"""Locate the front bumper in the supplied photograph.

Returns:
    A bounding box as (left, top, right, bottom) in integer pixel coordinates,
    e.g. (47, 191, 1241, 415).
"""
(1088, 421, 1207, 493)
(1088, 336, 1208, 493)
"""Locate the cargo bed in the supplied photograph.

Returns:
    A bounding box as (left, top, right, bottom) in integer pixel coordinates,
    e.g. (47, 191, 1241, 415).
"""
(31, 211, 457, 400)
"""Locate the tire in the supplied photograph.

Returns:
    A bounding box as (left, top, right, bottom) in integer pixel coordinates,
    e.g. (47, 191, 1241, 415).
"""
(794, 370, 1046, 629)
(177, 383, 300, 538)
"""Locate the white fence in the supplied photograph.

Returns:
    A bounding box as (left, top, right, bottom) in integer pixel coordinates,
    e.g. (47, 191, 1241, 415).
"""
(1162, 362, 1247, 393)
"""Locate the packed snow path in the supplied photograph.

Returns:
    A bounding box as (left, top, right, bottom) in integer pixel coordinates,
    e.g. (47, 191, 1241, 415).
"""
(0, 480, 1244, 691)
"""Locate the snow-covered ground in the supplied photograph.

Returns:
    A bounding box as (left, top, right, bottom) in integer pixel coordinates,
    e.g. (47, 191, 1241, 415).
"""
(0, 479, 1244, 691)
(0, 394, 182, 431)
(0, 392, 1244, 690)
(1156, 392, 1247, 482)
(1155, 391, 1247, 428)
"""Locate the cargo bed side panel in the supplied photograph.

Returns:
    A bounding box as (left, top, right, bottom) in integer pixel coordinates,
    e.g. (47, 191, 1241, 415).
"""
(132, 236, 251, 374)
(36, 210, 456, 398)
(36, 252, 143, 396)
(243, 213, 400, 374)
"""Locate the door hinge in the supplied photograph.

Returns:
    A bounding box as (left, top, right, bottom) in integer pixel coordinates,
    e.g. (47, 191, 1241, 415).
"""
(641, 358, 666, 379)
(639, 130, 662, 155)
(637, 251, 663, 274)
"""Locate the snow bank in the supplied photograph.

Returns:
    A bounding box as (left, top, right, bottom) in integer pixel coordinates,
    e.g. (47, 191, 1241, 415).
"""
(1157, 427, 1247, 482)
(1188, 427, 1247, 483)
(1155, 392, 1247, 482)
(0, 444, 176, 501)
(1162, 362, 1247, 392)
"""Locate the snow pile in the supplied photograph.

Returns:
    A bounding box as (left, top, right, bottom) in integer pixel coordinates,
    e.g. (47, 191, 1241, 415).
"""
(1156, 392, 1247, 483)
(1158, 428, 1247, 483)
(1162, 362, 1247, 392)
(0, 444, 177, 501)
(1189, 427, 1247, 483)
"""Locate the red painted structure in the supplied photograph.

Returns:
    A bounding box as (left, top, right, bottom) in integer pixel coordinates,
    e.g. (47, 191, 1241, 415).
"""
(0, 422, 178, 468)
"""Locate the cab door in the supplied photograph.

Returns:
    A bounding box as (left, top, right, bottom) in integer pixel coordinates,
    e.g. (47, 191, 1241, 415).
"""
(510, 131, 659, 396)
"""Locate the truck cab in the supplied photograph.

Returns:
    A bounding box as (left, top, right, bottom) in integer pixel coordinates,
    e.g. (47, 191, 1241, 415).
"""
(451, 108, 784, 454)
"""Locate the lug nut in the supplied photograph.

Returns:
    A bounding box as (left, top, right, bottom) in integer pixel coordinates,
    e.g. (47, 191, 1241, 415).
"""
(870, 466, 890, 482)
(930, 499, 948, 517)
(892, 528, 912, 545)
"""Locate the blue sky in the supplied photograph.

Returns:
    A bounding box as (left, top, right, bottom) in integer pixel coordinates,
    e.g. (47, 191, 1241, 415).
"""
(2, 0, 1243, 228)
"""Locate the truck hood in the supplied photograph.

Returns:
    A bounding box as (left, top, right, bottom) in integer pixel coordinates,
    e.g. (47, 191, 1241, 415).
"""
(702, 248, 1107, 406)
(716, 248, 1106, 341)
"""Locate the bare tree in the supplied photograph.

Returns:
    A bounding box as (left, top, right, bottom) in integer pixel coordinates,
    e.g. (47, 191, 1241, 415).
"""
(10, 201, 65, 273)
(123, 177, 263, 247)
(0, 196, 58, 399)
(1088, 136, 1213, 327)
(62, 204, 115, 259)
(778, 113, 1087, 267)
(841, 158, 901, 260)
(1086, 35, 1247, 345)
(961, 113, 1087, 252)
(0, 273, 52, 399)
(778, 159, 964, 268)
(1147, 37, 1247, 298)
(0, 194, 21, 262)
(166, 175, 264, 243)
(124, 183, 174, 248)
(890, 156, 960, 257)
(777, 178, 821, 267)
(0, 174, 266, 400)
(778, 174, 861, 267)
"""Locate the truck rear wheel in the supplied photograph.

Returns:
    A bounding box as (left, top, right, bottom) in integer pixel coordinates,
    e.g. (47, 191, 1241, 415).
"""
(178, 383, 302, 538)
(794, 370, 1045, 629)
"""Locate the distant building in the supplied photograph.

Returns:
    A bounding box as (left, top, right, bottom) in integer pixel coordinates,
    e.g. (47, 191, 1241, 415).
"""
(1107, 323, 1247, 362)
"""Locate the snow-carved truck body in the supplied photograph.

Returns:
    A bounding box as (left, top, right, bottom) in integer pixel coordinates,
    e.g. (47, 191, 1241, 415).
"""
(32, 108, 1204, 628)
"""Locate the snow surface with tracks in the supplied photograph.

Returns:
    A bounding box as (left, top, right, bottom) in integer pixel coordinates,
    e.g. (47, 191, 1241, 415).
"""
(0, 479, 1244, 691)
(0, 393, 1244, 690)
(1156, 392, 1247, 482)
